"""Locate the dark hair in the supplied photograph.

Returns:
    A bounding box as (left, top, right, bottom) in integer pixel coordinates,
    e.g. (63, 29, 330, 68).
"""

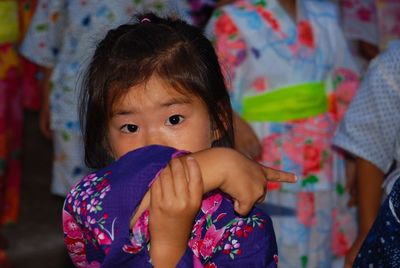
(80, 13, 234, 169)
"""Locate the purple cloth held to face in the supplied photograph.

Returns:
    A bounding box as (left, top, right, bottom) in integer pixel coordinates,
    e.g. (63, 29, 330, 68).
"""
(63, 145, 278, 267)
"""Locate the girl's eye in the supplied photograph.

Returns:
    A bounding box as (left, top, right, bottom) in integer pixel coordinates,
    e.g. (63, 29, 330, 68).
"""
(165, 115, 184, 126)
(120, 124, 139, 133)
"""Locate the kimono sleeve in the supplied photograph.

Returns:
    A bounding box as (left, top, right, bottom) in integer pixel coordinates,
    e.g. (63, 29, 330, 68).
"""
(333, 44, 400, 174)
(20, 0, 66, 68)
(205, 8, 249, 114)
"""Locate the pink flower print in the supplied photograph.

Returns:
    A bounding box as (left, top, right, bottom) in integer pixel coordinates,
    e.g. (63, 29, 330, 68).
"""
(332, 68, 359, 121)
(261, 134, 281, 169)
(200, 224, 225, 258)
(86, 215, 96, 225)
(215, 13, 239, 36)
(80, 187, 94, 201)
(302, 143, 322, 176)
(296, 192, 316, 226)
(274, 254, 279, 264)
(63, 211, 83, 239)
(331, 209, 353, 257)
(223, 239, 240, 255)
(201, 193, 222, 215)
(251, 77, 268, 92)
(297, 20, 315, 48)
(332, 230, 350, 257)
(96, 179, 109, 191)
(87, 198, 99, 213)
(83, 173, 96, 182)
(204, 262, 217, 268)
(189, 217, 206, 257)
(215, 213, 227, 222)
(93, 228, 112, 246)
(257, 7, 281, 32)
(123, 244, 143, 254)
(69, 253, 88, 268)
(65, 238, 85, 255)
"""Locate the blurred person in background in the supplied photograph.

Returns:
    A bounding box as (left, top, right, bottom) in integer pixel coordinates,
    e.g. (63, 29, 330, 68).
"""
(333, 40, 400, 267)
(20, 0, 180, 198)
(0, 0, 39, 266)
(206, 0, 360, 267)
(338, 0, 400, 70)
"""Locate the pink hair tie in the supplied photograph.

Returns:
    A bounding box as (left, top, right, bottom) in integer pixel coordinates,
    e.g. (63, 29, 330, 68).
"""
(141, 18, 151, 23)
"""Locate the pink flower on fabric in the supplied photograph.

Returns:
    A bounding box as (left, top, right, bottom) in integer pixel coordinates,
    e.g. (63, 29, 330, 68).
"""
(93, 228, 112, 246)
(204, 262, 217, 268)
(69, 253, 88, 268)
(215, 13, 239, 36)
(257, 7, 281, 32)
(297, 192, 316, 226)
(251, 77, 268, 92)
(200, 224, 226, 258)
(201, 193, 222, 215)
(302, 143, 322, 176)
(298, 20, 315, 48)
(63, 210, 83, 239)
(65, 237, 85, 254)
(331, 209, 352, 257)
(332, 68, 359, 121)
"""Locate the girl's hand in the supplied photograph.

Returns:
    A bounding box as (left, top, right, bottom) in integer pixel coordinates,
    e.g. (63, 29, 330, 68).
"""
(219, 149, 296, 215)
(149, 157, 203, 268)
(185, 148, 297, 216)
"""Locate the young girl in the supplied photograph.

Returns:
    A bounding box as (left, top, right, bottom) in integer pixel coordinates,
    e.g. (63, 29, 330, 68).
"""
(63, 13, 295, 267)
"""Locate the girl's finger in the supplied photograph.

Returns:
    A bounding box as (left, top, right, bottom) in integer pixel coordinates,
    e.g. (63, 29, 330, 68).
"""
(150, 179, 162, 208)
(263, 166, 297, 183)
(170, 158, 189, 199)
(186, 156, 203, 204)
(159, 164, 176, 200)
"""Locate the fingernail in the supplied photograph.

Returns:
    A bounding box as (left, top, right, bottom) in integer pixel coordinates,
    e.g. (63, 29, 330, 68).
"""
(187, 156, 195, 162)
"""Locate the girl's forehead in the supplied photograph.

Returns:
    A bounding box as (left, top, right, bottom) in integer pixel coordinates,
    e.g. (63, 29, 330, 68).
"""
(110, 76, 202, 111)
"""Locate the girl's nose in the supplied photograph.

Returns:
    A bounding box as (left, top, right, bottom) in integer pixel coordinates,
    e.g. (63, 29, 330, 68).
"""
(144, 129, 166, 147)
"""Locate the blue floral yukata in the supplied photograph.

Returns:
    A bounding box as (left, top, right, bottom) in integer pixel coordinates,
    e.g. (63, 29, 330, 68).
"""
(63, 145, 278, 267)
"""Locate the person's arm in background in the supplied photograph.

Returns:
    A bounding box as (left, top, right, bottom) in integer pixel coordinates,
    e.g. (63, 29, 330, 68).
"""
(344, 157, 384, 267)
(19, 0, 66, 138)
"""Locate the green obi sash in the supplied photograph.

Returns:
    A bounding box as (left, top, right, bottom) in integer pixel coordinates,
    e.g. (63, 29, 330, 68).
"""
(242, 82, 328, 122)
(0, 1, 19, 44)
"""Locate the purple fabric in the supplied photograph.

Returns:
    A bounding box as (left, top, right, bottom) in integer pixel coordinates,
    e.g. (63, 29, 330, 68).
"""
(63, 145, 278, 267)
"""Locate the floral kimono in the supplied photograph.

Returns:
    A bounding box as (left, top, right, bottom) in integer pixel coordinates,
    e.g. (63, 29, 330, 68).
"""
(206, 0, 360, 267)
(63, 145, 278, 267)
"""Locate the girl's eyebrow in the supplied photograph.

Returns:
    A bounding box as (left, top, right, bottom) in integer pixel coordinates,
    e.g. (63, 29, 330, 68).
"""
(112, 96, 193, 116)
(159, 96, 192, 107)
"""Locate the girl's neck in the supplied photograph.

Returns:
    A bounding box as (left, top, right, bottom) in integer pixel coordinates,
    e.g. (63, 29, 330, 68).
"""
(278, 0, 297, 22)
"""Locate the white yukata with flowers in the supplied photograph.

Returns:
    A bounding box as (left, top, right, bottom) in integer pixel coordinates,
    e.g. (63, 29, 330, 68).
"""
(206, 0, 360, 267)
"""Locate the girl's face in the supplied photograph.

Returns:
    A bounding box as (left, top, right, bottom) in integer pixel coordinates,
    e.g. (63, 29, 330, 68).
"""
(108, 75, 215, 159)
